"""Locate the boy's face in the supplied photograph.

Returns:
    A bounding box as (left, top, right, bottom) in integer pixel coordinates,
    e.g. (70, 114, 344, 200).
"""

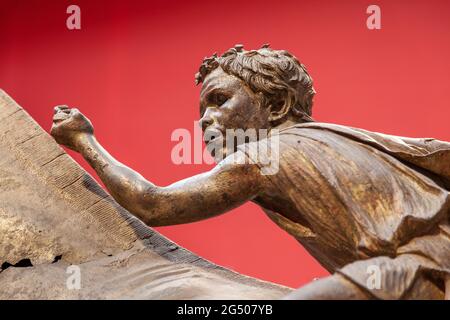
(199, 67, 271, 159)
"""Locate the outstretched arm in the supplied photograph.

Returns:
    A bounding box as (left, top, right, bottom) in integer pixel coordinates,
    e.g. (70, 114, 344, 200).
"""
(51, 106, 265, 226)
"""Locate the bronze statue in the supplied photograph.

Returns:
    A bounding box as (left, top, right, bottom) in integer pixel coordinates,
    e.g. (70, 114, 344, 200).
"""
(0, 89, 290, 299)
(48, 44, 450, 299)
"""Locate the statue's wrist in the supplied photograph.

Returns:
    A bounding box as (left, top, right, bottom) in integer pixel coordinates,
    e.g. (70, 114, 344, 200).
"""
(74, 132, 95, 152)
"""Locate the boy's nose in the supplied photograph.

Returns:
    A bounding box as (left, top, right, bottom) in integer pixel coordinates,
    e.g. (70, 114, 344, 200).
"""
(199, 115, 214, 132)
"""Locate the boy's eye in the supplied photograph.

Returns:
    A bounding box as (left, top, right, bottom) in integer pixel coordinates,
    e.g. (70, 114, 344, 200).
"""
(212, 93, 228, 106)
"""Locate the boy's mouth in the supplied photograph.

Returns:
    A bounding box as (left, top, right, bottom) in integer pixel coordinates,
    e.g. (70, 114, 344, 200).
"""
(203, 128, 224, 145)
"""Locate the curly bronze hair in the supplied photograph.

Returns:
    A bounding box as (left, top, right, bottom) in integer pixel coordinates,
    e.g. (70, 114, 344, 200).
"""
(195, 44, 316, 122)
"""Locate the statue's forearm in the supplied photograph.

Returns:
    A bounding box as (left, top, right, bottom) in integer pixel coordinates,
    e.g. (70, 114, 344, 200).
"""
(50, 108, 262, 227)
(74, 134, 263, 227)
(76, 134, 155, 216)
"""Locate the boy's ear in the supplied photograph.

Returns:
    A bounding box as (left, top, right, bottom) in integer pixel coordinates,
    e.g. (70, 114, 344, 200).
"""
(268, 97, 291, 123)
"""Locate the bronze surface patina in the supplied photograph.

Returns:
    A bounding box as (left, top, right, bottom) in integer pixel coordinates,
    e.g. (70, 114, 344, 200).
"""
(45, 44, 450, 299)
(0, 89, 290, 299)
(2, 44, 450, 299)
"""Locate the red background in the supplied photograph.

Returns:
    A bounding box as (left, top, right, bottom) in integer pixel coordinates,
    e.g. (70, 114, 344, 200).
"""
(1, 0, 449, 288)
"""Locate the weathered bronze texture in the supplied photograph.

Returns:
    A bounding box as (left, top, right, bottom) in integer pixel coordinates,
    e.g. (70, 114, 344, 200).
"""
(0, 90, 290, 299)
(2, 44, 450, 299)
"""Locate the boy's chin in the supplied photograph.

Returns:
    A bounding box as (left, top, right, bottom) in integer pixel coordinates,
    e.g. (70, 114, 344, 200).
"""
(211, 149, 226, 163)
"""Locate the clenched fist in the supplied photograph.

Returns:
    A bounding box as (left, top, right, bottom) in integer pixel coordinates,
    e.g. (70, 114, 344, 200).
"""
(50, 105, 94, 151)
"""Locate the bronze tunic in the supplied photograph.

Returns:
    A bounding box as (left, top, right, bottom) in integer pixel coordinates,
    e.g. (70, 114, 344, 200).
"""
(239, 123, 450, 298)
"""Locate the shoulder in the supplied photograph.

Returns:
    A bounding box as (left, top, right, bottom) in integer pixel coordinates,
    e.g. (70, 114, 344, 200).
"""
(213, 149, 267, 177)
